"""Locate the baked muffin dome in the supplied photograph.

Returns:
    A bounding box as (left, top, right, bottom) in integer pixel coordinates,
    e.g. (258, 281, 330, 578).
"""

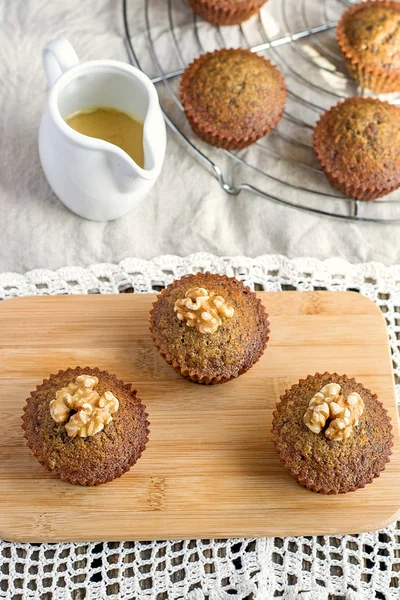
(313, 97, 400, 200)
(272, 372, 393, 494)
(22, 367, 149, 486)
(187, 0, 268, 26)
(149, 272, 270, 384)
(180, 48, 287, 149)
(337, 0, 400, 93)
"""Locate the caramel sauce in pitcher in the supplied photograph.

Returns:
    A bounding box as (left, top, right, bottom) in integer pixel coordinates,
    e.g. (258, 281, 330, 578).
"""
(66, 107, 144, 168)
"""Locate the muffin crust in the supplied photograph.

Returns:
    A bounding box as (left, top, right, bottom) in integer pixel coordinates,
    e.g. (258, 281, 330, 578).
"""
(180, 49, 286, 149)
(150, 272, 269, 384)
(337, 1, 400, 92)
(22, 367, 149, 486)
(313, 97, 400, 200)
(272, 373, 393, 494)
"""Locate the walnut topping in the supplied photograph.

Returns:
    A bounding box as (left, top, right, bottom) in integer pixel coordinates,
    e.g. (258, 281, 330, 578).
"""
(174, 287, 234, 334)
(49, 375, 119, 438)
(303, 383, 364, 442)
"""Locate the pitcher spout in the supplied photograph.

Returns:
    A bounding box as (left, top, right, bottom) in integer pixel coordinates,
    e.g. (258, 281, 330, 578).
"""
(106, 141, 162, 193)
(107, 83, 166, 192)
(140, 87, 167, 178)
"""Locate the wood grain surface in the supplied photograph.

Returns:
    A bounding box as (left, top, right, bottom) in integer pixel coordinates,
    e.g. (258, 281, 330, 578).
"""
(0, 291, 398, 542)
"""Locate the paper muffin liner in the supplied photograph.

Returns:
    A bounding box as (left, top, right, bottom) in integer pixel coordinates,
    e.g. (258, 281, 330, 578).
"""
(179, 49, 286, 150)
(22, 367, 150, 486)
(313, 97, 400, 201)
(271, 373, 393, 495)
(185, 110, 275, 150)
(149, 273, 270, 385)
(187, 0, 267, 26)
(337, 0, 400, 94)
(316, 165, 400, 201)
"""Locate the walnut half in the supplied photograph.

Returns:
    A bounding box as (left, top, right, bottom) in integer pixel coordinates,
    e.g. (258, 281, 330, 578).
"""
(49, 375, 119, 438)
(303, 383, 364, 442)
(174, 287, 234, 334)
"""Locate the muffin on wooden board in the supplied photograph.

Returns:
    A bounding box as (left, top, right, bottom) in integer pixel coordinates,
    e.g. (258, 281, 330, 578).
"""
(22, 367, 149, 486)
(187, 0, 268, 26)
(272, 373, 393, 494)
(179, 48, 287, 150)
(337, 0, 400, 93)
(313, 97, 400, 200)
(150, 272, 270, 384)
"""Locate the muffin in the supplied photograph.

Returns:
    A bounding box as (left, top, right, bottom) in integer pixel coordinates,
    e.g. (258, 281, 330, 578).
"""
(313, 97, 400, 200)
(187, 0, 268, 26)
(22, 367, 149, 486)
(272, 373, 393, 494)
(149, 272, 269, 384)
(179, 49, 287, 149)
(337, 1, 400, 93)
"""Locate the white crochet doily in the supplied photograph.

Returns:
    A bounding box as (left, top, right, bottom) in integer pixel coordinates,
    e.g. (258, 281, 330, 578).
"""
(0, 253, 399, 600)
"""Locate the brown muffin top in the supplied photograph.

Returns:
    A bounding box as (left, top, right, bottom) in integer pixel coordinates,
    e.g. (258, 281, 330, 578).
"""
(179, 49, 286, 145)
(313, 97, 400, 193)
(272, 373, 393, 494)
(339, 1, 400, 72)
(150, 273, 269, 383)
(22, 367, 149, 486)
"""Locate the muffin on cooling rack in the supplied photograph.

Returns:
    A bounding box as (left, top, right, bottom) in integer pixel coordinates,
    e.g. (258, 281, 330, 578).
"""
(179, 48, 286, 150)
(337, 0, 400, 93)
(149, 272, 270, 384)
(272, 373, 393, 494)
(22, 367, 149, 486)
(313, 97, 400, 200)
(187, 0, 268, 26)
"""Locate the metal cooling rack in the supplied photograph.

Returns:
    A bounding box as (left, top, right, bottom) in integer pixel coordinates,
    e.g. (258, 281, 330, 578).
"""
(123, 0, 400, 222)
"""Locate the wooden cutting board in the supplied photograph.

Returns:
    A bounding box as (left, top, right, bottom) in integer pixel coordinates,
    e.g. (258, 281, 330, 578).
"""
(0, 291, 399, 542)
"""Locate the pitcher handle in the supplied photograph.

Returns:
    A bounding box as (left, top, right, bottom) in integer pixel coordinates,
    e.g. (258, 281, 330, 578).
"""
(42, 38, 80, 88)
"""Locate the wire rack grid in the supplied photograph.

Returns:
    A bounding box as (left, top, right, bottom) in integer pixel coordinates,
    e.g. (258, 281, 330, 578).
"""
(123, 0, 400, 223)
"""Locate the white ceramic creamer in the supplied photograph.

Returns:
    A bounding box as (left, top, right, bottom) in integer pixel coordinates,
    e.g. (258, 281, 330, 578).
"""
(39, 38, 166, 221)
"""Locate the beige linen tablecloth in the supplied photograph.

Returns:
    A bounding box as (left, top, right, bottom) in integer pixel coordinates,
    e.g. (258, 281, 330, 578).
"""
(1, 0, 400, 273)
